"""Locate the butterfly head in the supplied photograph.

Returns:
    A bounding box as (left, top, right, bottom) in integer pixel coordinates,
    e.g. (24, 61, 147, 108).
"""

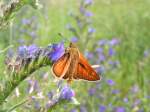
(69, 42, 77, 48)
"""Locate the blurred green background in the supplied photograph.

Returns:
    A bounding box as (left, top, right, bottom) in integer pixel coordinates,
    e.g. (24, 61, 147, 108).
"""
(0, 0, 150, 112)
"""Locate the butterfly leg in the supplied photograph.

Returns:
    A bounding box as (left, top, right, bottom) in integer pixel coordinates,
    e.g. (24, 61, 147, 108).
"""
(67, 74, 73, 84)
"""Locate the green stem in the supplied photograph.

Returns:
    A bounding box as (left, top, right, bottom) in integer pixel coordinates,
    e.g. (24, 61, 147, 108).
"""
(0, 56, 52, 105)
(7, 99, 28, 112)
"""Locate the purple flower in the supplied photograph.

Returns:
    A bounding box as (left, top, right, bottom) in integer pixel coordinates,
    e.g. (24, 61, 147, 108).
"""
(18, 46, 28, 57)
(47, 91, 53, 99)
(85, 11, 93, 17)
(133, 99, 141, 106)
(18, 39, 25, 44)
(98, 53, 106, 62)
(106, 79, 115, 86)
(109, 38, 120, 46)
(7, 48, 14, 57)
(33, 100, 40, 110)
(29, 31, 37, 38)
(99, 105, 106, 112)
(96, 48, 103, 54)
(84, 0, 93, 5)
(145, 96, 150, 99)
(71, 37, 78, 42)
(80, 7, 85, 14)
(28, 45, 38, 56)
(88, 88, 96, 96)
(85, 51, 94, 59)
(112, 89, 120, 94)
(18, 45, 38, 58)
(60, 85, 75, 100)
(108, 60, 120, 68)
(48, 42, 65, 62)
(96, 65, 105, 74)
(22, 18, 31, 25)
(123, 98, 128, 103)
(131, 85, 139, 93)
(70, 108, 78, 112)
(80, 106, 87, 112)
(115, 107, 126, 112)
(108, 48, 116, 56)
(98, 39, 107, 46)
(88, 27, 95, 34)
(144, 49, 150, 57)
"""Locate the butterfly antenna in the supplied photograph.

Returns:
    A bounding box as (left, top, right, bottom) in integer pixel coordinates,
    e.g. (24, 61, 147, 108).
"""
(58, 33, 70, 43)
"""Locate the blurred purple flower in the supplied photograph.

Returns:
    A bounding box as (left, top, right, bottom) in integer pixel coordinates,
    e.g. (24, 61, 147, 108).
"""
(88, 27, 96, 34)
(98, 53, 106, 62)
(80, 106, 87, 112)
(99, 105, 106, 112)
(131, 85, 139, 93)
(84, 0, 93, 5)
(85, 51, 94, 59)
(108, 60, 120, 68)
(47, 91, 54, 99)
(115, 107, 126, 112)
(28, 45, 38, 56)
(133, 99, 141, 106)
(144, 49, 150, 57)
(145, 96, 150, 99)
(48, 42, 65, 62)
(33, 100, 40, 110)
(109, 38, 120, 46)
(7, 48, 14, 57)
(96, 48, 103, 54)
(88, 88, 96, 96)
(29, 31, 37, 38)
(123, 98, 128, 103)
(18, 45, 38, 58)
(96, 65, 105, 74)
(27, 80, 40, 94)
(18, 45, 28, 57)
(60, 85, 75, 100)
(70, 108, 78, 112)
(112, 89, 120, 94)
(34, 80, 40, 92)
(85, 11, 93, 17)
(108, 48, 116, 56)
(80, 7, 85, 14)
(106, 79, 115, 86)
(98, 39, 107, 46)
(22, 18, 31, 25)
(18, 39, 25, 44)
(71, 37, 78, 43)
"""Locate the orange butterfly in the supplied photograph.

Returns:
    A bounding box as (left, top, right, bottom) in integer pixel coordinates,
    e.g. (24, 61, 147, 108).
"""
(52, 42, 100, 83)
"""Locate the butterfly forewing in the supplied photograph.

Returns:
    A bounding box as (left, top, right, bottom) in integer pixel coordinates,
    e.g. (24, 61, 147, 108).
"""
(52, 53, 71, 78)
(73, 52, 100, 81)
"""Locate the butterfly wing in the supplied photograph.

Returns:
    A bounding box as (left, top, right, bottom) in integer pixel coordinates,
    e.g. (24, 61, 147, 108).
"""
(52, 53, 71, 79)
(74, 52, 100, 81)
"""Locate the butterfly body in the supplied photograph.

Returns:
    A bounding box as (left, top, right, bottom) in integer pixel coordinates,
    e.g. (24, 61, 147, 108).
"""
(52, 43, 100, 83)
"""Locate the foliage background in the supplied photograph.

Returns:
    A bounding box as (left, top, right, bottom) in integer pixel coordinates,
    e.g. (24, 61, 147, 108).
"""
(0, 0, 150, 112)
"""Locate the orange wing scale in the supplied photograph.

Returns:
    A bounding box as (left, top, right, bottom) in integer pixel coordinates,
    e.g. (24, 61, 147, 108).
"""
(52, 53, 71, 78)
(74, 52, 100, 81)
